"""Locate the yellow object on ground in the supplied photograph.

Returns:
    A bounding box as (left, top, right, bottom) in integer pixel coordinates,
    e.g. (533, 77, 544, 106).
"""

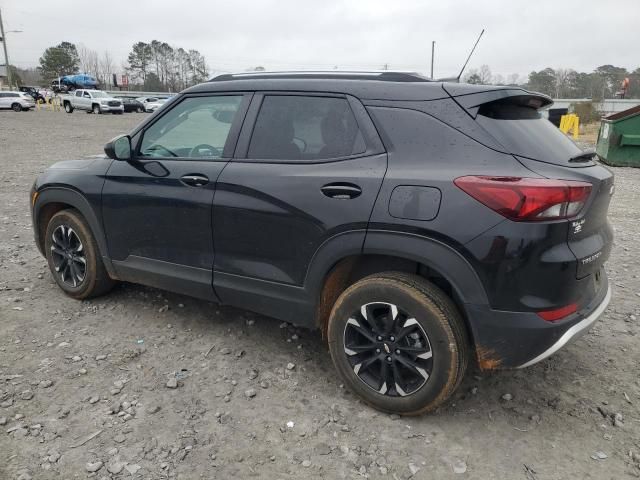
(560, 114, 580, 139)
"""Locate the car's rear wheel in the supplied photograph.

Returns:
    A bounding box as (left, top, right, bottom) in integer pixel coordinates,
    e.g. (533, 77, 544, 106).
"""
(11, 103, 22, 112)
(92, 104, 101, 114)
(327, 272, 468, 415)
(45, 210, 115, 299)
(64, 102, 73, 113)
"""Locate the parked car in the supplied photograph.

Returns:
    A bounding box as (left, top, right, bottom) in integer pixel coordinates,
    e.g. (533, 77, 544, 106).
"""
(61, 90, 124, 114)
(50, 79, 68, 93)
(31, 72, 613, 415)
(120, 97, 145, 113)
(65, 74, 99, 91)
(0, 91, 35, 111)
(18, 86, 46, 103)
(135, 96, 168, 113)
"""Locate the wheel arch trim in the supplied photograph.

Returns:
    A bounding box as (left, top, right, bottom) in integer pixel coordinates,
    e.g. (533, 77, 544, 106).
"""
(33, 187, 115, 277)
(362, 230, 489, 306)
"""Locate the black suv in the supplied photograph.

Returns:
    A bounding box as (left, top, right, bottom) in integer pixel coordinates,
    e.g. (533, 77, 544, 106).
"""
(31, 72, 613, 414)
(19, 86, 46, 103)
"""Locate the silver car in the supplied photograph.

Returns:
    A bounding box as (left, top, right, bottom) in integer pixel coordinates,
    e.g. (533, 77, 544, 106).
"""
(0, 91, 35, 112)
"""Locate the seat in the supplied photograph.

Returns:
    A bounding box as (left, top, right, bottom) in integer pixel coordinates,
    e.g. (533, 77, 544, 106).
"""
(318, 109, 358, 158)
(249, 111, 301, 159)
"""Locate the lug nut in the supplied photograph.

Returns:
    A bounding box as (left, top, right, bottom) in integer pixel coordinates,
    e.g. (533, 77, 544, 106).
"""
(395, 349, 401, 355)
(390, 336, 395, 342)
(375, 348, 381, 353)
(377, 336, 383, 341)
(386, 356, 392, 362)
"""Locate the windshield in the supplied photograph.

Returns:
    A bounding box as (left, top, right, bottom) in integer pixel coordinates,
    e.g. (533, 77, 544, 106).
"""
(91, 91, 110, 98)
(476, 103, 583, 166)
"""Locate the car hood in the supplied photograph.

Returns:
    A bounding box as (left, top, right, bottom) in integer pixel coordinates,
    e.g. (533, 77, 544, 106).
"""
(48, 156, 109, 171)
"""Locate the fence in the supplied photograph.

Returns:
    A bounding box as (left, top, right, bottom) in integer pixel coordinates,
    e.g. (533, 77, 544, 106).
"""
(550, 99, 640, 115)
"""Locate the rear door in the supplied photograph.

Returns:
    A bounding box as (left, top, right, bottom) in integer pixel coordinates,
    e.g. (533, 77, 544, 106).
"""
(102, 93, 251, 299)
(212, 92, 386, 305)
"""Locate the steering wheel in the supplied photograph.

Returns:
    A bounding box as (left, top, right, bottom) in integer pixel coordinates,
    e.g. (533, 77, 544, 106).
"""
(146, 144, 178, 157)
(189, 144, 221, 158)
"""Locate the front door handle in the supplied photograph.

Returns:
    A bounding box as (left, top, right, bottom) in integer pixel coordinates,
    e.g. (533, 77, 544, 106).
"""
(180, 174, 209, 187)
(321, 182, 362, 199)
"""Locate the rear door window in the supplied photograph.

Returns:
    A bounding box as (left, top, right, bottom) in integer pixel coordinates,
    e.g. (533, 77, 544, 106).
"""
(247, 95, 365, 161)
(476, 102, 584, 166)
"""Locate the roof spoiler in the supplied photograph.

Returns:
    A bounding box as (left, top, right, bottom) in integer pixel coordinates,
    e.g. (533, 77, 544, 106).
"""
(442, 85, 553, 117)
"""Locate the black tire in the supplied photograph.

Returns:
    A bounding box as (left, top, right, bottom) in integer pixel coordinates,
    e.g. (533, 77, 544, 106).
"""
(11, 103, 22, 112)
(64, 102, 73, 113)
(44, 210, 115, 300)
(136, 106, 143, 113)
(92, 104, 101, 114)
(327, 272, 468, 415)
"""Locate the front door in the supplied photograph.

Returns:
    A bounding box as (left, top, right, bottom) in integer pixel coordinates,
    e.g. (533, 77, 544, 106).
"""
(212, 93, 387, 316)
(102, 93, 251, 300)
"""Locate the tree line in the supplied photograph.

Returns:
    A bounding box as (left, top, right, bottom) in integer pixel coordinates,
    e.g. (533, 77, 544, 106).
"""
(13, 40, 640, 99)
(32, 40, 208, 91)
(126, 41, 208, 91)
(464, 64, 640, 99)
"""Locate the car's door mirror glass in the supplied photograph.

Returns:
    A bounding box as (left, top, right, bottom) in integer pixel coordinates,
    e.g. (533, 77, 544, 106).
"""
(114, 136, 132, 160)
(104, 135, 132, 160)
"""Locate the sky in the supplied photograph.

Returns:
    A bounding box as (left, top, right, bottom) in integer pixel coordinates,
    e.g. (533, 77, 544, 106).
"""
(2, 0, 639, 81)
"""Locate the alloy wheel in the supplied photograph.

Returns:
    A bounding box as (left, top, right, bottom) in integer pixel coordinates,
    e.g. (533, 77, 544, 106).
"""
(343, 302, 433, 397)
(50, 225, 87, 287)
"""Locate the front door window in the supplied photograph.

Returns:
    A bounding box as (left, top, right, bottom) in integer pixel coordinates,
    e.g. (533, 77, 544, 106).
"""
(139, 96, 243, 159)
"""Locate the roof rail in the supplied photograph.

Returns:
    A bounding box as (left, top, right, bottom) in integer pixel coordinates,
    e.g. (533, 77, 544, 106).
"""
(209, 71, 431, 83)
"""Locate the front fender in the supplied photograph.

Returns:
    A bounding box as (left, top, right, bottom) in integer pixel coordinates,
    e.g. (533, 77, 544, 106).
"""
(33, 187, 116, 278)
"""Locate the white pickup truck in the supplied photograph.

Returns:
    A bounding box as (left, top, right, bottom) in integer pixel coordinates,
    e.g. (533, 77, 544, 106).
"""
(61, 90, 124, 114)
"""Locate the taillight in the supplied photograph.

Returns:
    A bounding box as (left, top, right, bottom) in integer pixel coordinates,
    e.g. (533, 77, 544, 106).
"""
(537, 303, 578, 322)
(454, 176, 592, 221)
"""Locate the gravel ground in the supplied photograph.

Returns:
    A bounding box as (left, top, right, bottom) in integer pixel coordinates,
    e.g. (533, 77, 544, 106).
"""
(0, 109, 639, 480)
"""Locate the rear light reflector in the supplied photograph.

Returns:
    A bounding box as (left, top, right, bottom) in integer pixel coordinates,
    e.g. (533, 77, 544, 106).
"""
(537, 303, 578, 322)
(454, 176, 592, 221)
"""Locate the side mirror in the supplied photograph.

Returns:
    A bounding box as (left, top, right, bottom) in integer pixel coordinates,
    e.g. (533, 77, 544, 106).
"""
(104, 135, 132, 160)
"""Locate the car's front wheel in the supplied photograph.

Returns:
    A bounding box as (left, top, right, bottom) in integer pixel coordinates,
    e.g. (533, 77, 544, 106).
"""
(92, 104, 101, 114)
(44, 210, 115, 299)
(327, 272, 468, 415)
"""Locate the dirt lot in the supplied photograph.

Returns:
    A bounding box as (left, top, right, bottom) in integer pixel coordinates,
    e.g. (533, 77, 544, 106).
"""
(0, 109, 639, 480)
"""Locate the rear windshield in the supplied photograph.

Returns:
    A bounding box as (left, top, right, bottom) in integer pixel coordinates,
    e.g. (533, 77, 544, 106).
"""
(476, 102, 584, 165)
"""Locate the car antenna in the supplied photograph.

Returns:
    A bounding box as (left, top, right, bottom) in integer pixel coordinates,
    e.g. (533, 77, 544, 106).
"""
(456, 29, 485, 82)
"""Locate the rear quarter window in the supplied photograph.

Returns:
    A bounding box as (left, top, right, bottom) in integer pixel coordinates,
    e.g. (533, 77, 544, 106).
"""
(476, 102, 583, 165)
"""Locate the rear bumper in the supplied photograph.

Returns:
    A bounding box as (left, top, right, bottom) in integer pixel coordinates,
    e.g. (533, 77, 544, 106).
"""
(466, 271, 610, 369)
(517, 284, 611, 368)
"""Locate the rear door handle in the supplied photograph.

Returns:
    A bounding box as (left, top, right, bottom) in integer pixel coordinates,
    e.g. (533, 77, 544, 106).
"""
(321, 182, 362, 199)
(180, 174, 209, 187)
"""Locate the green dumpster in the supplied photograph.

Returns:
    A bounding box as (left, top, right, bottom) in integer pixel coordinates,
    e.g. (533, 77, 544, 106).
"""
(596, 105, 640, 167)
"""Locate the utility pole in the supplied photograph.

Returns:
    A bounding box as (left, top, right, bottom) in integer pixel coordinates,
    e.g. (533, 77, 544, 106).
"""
(430, 41, 435, 79)
(0, 8, 12, 88)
